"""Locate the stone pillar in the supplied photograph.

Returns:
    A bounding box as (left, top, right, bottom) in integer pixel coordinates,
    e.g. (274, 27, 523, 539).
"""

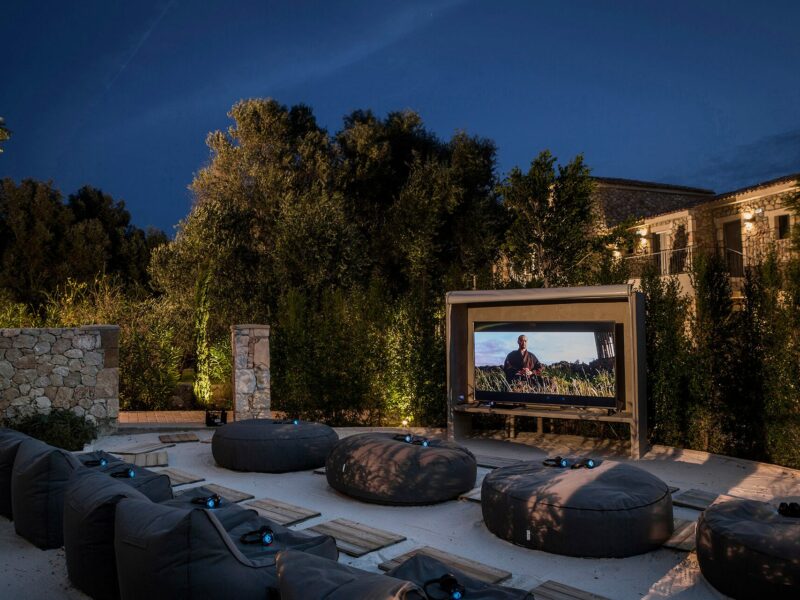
(231, 325, 270, 420)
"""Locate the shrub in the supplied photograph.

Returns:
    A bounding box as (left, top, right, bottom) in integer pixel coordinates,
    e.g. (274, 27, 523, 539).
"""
(6, 409, 98, 451)
(117, 295, 184, 411)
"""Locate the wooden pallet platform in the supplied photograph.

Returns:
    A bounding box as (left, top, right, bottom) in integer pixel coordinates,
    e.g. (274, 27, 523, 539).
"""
(157, 468, 205, 487)
(112, 442, 174, 456)
(672, 488, 734, 511)
(201, 483, 254, 503)
(663, 518, 697, 552)
(247, 498, 321, 526)
(474, 454, 523, 469)
(130, 451, 168, 468)
(158, 433, 199, 444)
(379, 546, 511, 584)
(532, 580, 610, 600)
(305, 518, 406, 557)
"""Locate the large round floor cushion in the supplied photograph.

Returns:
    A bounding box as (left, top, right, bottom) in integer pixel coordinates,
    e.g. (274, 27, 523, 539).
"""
(212, 418, 338, 472)
(482, 461, 673, 557)
(325, 433, 477, 505)
(696, 498, 800, 599)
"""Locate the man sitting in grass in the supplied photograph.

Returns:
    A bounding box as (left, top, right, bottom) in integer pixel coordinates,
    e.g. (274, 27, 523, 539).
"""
(503, 335, 543, 386)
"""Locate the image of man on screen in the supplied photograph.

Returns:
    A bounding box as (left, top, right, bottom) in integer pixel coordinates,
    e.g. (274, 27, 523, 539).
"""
(503, 335, 543, 384)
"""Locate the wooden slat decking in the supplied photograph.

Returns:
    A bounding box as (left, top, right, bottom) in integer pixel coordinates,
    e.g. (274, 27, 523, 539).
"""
(157, 468, 205, 487)
(246, 498, 320, 526)
(305, 518, 406, 557)
(158, 433, 199, 443)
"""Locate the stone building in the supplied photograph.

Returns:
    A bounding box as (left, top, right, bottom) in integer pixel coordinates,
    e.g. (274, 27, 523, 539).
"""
(598, 174, 800, 297)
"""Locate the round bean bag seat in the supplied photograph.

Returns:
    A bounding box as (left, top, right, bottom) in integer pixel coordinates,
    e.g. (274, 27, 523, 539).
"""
(482, 461, 673, 558)
(697, 498, 800, 599)
(212, 418, 338, 473)
(325, 433, 476, 505)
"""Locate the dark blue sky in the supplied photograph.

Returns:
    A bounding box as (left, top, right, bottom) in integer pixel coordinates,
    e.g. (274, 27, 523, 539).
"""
(3, 0, 799, 233)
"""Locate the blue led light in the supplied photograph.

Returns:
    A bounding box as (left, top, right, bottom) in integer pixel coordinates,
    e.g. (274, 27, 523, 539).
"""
(422, 440, 429, 447)
(559, 458, 568, 468)
(100, 458, 108, 467)
(404, 434, 412, 443)
(586, 459, 595, 468)
(262, 532, 273, 545)
(206, 498, 215, 509)
(128, 468, 135, 478)
(292, 419, 299, 425)
(452, 592, 462, 600)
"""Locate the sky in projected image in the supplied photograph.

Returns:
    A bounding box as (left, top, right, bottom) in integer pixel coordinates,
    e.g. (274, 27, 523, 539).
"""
(474, 332, 598, 367)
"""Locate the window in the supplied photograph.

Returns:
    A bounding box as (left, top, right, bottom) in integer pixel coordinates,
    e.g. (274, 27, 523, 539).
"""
(776, 214, 791, 240)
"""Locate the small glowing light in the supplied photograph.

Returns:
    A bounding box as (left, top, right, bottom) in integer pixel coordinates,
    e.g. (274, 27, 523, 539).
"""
(637, 228, 649, 237)
(612, 250, 621, 259)
(743, 211, 754, 222)
(559, 458, 568, 468)
(292, 419, 299, 425)
(100, 458, 107, 467)
(262, 532, 273, 545)
(401, 419, 409, 427)
(422, 440, 429, 447)
(404, 434, 413, 443)
(586, 459, 595, 469)
(206, 498, 216, 509)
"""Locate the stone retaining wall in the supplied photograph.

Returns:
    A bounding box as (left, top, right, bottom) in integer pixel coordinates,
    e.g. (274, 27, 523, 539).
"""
(231, 324, 270, 420)
(0, 325, 119, 433)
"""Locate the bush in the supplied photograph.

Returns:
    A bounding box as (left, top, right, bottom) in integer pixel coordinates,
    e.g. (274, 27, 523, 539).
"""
(5, 409, 98, 451)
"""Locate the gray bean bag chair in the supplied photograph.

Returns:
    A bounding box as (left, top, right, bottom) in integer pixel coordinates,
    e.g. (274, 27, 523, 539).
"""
(277, 549, 425, 599)
(697, 498, 800, 599)
(114, 495, 338, 599)
(0, 427, 30, 519)
(325, 433, 476, 505)
(482, 461, 673, 557)
(64, 468, 154, 600)
(388, 554, 535, 600)
(77, 450, 122, 469)
(212, 418, 339, 472)
(95, 461, 172, 503)
(11, 436, 82, 548)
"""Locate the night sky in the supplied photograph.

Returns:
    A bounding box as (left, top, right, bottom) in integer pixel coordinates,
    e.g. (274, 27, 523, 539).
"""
(2, 0, 799, 233)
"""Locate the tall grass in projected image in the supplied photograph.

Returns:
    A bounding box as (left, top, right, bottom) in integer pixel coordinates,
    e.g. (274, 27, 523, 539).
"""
(474, 328, 615, 400)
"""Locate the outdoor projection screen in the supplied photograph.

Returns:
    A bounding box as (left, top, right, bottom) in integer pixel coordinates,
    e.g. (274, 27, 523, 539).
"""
(446, 285, 648, 458)
(473, 321, 616, 408)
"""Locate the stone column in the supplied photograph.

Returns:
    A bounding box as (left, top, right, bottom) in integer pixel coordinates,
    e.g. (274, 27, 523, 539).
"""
(231, 325, 271, 420)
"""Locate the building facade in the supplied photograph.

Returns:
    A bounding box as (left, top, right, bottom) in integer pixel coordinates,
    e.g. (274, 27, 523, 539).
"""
(595, 174, 800, 297)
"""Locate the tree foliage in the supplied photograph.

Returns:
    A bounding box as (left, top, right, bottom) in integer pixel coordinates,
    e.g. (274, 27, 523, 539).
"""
(0, 117, 10, 153)
(0, 179, 166, 306)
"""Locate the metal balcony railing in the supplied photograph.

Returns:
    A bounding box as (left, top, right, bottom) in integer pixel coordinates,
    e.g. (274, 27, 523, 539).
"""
(624, 246, 694, 278)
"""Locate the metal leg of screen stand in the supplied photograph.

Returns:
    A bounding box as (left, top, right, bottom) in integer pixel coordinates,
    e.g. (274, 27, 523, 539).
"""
(505, 416, 516, 438)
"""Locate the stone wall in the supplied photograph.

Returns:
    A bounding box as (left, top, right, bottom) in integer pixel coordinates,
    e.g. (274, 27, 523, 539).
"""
(231, 325, 270, 420)
(0, 325, 119, 433)
(594, 181, 714, 228)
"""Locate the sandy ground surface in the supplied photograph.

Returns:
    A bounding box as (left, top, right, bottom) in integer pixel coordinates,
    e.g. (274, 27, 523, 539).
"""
(3, 427, 799, 600)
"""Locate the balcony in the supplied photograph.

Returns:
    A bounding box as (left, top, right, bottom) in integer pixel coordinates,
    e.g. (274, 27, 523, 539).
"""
(624, 246, 694, 278)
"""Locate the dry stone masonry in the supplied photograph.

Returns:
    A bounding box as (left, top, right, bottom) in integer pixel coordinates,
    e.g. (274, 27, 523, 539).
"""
(0, 325, 119, 433)
(231, 325, 270, 420)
